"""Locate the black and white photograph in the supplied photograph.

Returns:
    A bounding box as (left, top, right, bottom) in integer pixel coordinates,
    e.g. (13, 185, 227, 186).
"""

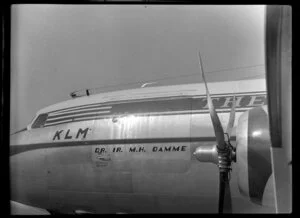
(8, 4, 291, 214)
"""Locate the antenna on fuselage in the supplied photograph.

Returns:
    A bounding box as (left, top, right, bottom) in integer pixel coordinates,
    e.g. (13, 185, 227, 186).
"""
(70, 89, 92, 98)
(141, 82, 157, 88)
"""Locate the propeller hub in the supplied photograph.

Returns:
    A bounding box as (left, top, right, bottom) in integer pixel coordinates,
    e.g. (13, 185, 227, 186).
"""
(217, 146, 233, 173)
(193, 144, 218, 164)
(194, 141, 235, 171)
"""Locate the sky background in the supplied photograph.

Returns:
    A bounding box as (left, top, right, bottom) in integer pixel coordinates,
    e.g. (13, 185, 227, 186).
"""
(10, 5, 266, 133)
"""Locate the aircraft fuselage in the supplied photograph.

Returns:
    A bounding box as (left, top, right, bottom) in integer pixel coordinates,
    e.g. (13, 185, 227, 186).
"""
(10, 79, 268, 213)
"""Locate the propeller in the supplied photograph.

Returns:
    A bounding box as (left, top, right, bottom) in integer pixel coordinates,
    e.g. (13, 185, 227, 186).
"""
(198, 52, 226, 150)
(226, 93, 236, 139)
(197, 52, 236, 213)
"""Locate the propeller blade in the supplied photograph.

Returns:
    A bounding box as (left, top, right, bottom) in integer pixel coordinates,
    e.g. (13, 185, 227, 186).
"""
(218, 172, 232, 213)
(225, 93, 236, 139)
(198, 52, 226, 150)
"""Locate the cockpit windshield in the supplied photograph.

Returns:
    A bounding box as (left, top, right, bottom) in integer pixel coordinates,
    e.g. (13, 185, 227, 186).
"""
(31, 113, 48, 129)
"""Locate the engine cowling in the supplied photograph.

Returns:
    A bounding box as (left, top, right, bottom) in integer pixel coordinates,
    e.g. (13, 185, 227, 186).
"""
(236, 105, 275, 207)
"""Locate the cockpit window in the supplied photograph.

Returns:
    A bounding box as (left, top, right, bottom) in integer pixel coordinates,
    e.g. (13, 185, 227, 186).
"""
(31, 113, 48, 129)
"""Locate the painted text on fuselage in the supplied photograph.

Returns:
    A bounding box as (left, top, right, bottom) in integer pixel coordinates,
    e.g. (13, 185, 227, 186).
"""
(53, 128, 90, 140)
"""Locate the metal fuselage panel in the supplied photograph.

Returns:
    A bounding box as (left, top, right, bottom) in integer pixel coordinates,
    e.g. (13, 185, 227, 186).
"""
(10, 81, 267, 213)
(11, 115, 221, 213)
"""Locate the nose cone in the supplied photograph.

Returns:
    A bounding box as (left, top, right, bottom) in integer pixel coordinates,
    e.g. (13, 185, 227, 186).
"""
(10, 132, 49, 209)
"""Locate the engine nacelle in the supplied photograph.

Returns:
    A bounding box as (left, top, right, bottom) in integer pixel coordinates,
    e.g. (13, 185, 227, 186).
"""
(236, 105, 275, 207)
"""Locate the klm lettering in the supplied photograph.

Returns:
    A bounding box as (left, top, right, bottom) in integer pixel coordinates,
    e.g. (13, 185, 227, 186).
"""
(53, 128, 90, 140)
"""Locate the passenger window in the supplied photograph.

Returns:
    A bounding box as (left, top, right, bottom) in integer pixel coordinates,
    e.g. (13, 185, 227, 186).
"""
(31, 113, 48, 129)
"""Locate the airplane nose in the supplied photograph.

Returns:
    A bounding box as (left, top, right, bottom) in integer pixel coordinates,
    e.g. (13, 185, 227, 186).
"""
(10, 145, 49, 210)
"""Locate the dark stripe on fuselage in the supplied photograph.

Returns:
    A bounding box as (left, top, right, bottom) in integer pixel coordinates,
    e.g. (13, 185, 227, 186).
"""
(43, 93, 267, 127)
(46, 91, 266, 114)
(44, 108, 251, 127)
(10, 136, 236, 156)
(247, 107, 272, 205)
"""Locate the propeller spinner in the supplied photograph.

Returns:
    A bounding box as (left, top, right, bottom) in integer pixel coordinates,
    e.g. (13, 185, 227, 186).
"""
(193, 52, 236, 213)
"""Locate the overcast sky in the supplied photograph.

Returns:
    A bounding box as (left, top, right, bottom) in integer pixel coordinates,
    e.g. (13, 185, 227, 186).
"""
(10, 5, 266, 133)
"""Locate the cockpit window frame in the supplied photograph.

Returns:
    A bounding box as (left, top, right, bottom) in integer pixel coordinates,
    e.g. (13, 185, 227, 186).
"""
(31, 113, 49, 129)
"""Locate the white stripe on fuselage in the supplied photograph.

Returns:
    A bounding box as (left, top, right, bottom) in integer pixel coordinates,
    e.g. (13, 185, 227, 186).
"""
(44, 119, 73, 126)
(47, 110, 111, 121)
(50, 106, 112, 115)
